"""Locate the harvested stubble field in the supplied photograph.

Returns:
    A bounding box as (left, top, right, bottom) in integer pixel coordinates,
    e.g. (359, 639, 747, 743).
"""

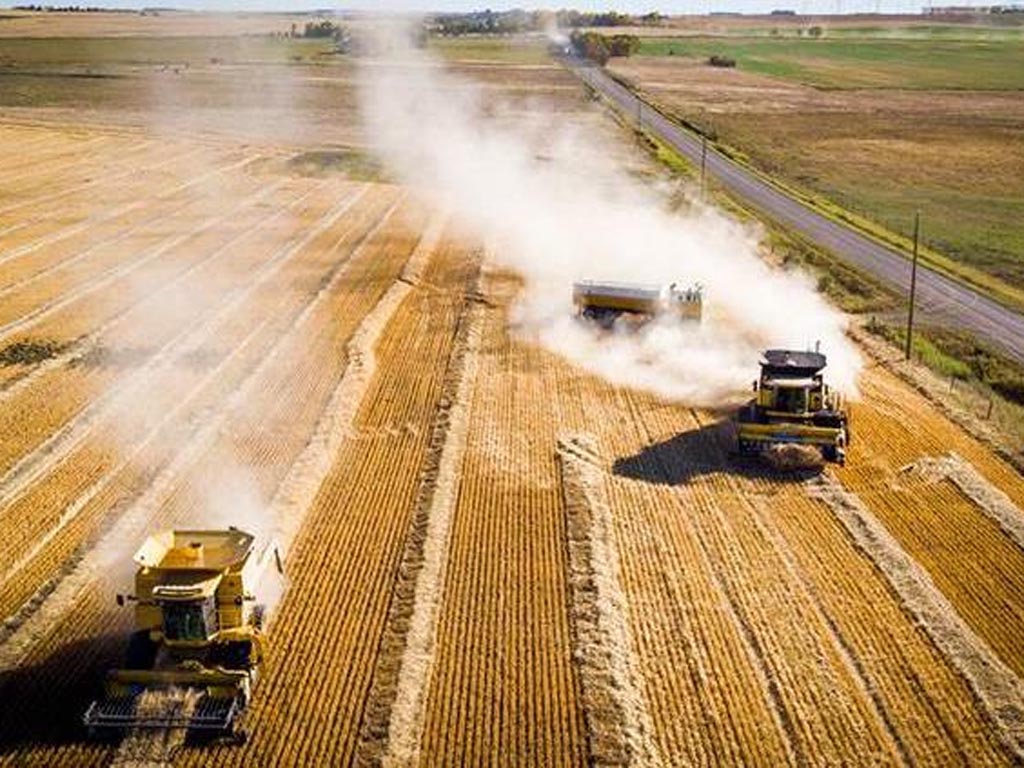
(0, 47, 1023, 768)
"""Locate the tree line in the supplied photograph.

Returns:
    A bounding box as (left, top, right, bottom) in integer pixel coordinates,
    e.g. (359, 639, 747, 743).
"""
(428, 9, 662, 36)
(569, 31, 641, 66)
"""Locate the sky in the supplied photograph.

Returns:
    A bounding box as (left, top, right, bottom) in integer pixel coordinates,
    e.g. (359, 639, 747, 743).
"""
(0, 1, 999, 13)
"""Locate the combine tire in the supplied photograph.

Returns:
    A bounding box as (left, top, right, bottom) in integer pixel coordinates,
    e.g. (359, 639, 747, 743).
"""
(822, 445, 846, 465)
(124, 630, 158, 670)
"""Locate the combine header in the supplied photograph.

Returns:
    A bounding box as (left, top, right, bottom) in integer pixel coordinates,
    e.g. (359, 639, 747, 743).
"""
(573, 280, 702, 327)
(84, 528, 282, 741)
(736, 348, 850, 464)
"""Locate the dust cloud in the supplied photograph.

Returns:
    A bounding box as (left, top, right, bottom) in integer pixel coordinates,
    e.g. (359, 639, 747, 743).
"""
(357, 25, 861, 406)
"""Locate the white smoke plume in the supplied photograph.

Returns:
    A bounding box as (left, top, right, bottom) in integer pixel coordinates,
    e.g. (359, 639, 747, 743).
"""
(357, 27, 861, 405)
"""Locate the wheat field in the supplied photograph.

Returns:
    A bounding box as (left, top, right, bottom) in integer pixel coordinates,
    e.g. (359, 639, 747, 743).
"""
(0, 118, 1021, 767)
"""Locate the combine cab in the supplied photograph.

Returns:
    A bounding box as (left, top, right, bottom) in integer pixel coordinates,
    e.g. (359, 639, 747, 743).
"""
(573, 280, 702, 328)
(736, 349, 850, 464)
(84, 528, 282, 741)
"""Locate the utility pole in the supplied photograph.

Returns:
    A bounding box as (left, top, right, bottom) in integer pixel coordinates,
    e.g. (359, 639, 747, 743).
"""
(905, 211, 921, 361)
(700, 135, 708, 201)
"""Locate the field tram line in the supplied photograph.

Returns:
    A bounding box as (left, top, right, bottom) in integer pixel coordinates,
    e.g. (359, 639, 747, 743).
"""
(0, 180, 354, 525)
(0, 134, 111, 185)
(352, 237, 481, 767)
(556, 433, 663, 768)
(0, 147, 253, 287)
(905, 452, 1024, 554)
(0, 136, 156, 197)
(0, 144, 237, 270)
(0, 176, 289, 347)
(807, 473, 1024, 761)
(0, 190, 398, 649)
(0, 142, 222, 269)
(0, 176, 335, 405)
(0, 137, 192, 220)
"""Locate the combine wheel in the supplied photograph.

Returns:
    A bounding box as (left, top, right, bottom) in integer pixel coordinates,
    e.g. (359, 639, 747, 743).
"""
(822, 445, 846, 465)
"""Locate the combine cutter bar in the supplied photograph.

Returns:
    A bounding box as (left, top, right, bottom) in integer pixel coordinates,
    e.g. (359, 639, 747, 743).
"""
(83, 694, 240, 732)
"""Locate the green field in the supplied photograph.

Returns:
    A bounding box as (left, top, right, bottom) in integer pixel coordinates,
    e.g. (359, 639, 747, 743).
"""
(615, 27, 1024, 291)
(636, 36, 1024, 89)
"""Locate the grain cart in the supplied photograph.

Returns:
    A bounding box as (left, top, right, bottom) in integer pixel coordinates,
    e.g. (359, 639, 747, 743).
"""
(573, 280, 702, 327)
(736, 348, 850, 464)
(84, 528, 282, 741)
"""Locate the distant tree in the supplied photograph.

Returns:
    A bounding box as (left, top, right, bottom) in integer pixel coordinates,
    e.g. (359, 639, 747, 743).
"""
(557, 10, 634, 28)
(807, 25, 824, 37)
(607, 34, 641, 58)
(570, 31, 610, 66)
(303, 20, 341, 39)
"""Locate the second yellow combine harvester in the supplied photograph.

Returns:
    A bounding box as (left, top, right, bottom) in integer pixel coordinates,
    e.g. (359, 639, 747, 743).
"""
(84, 527, 282, 741)
(736, 348, 850, 464)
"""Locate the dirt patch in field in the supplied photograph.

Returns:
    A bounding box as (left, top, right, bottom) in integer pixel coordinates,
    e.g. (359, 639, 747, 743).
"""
(286, 149, 388, 183)
(0, 339, 69, 367)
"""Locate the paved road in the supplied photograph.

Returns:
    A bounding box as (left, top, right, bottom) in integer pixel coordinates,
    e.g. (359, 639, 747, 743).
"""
(573, 62, 1024, 366)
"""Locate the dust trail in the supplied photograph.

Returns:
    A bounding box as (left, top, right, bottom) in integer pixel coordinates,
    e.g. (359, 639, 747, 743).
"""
(0, 181, 333, 511)
(357, 27, 861, 406)
(557, 434, 662, 767)
(807, 474, 1024, 761)
(108, 688, 200, 768)
(0, 186, 365, 606)
(0, 178, 283, 343)
(0, 167, 296, 408)
(909, 452, 1024, 553)
(0, 196, 398, 668)
(355, 247, 481, 767)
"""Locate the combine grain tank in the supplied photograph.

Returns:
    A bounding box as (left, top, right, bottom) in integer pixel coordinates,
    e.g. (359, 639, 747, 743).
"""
(573, 280, 702, 327)
(736, 348, 850, 464)
(84, 528, 282, 741)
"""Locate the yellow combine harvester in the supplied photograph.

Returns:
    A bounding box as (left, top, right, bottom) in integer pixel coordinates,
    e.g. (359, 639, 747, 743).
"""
(573, 280, 702, 327)
(84, 528, 282, 740)
(736, 348, 850, 464)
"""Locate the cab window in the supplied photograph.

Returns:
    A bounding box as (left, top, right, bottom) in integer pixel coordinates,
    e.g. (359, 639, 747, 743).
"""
(776, 386, 808, 414)
(163, 599, 216, 641)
